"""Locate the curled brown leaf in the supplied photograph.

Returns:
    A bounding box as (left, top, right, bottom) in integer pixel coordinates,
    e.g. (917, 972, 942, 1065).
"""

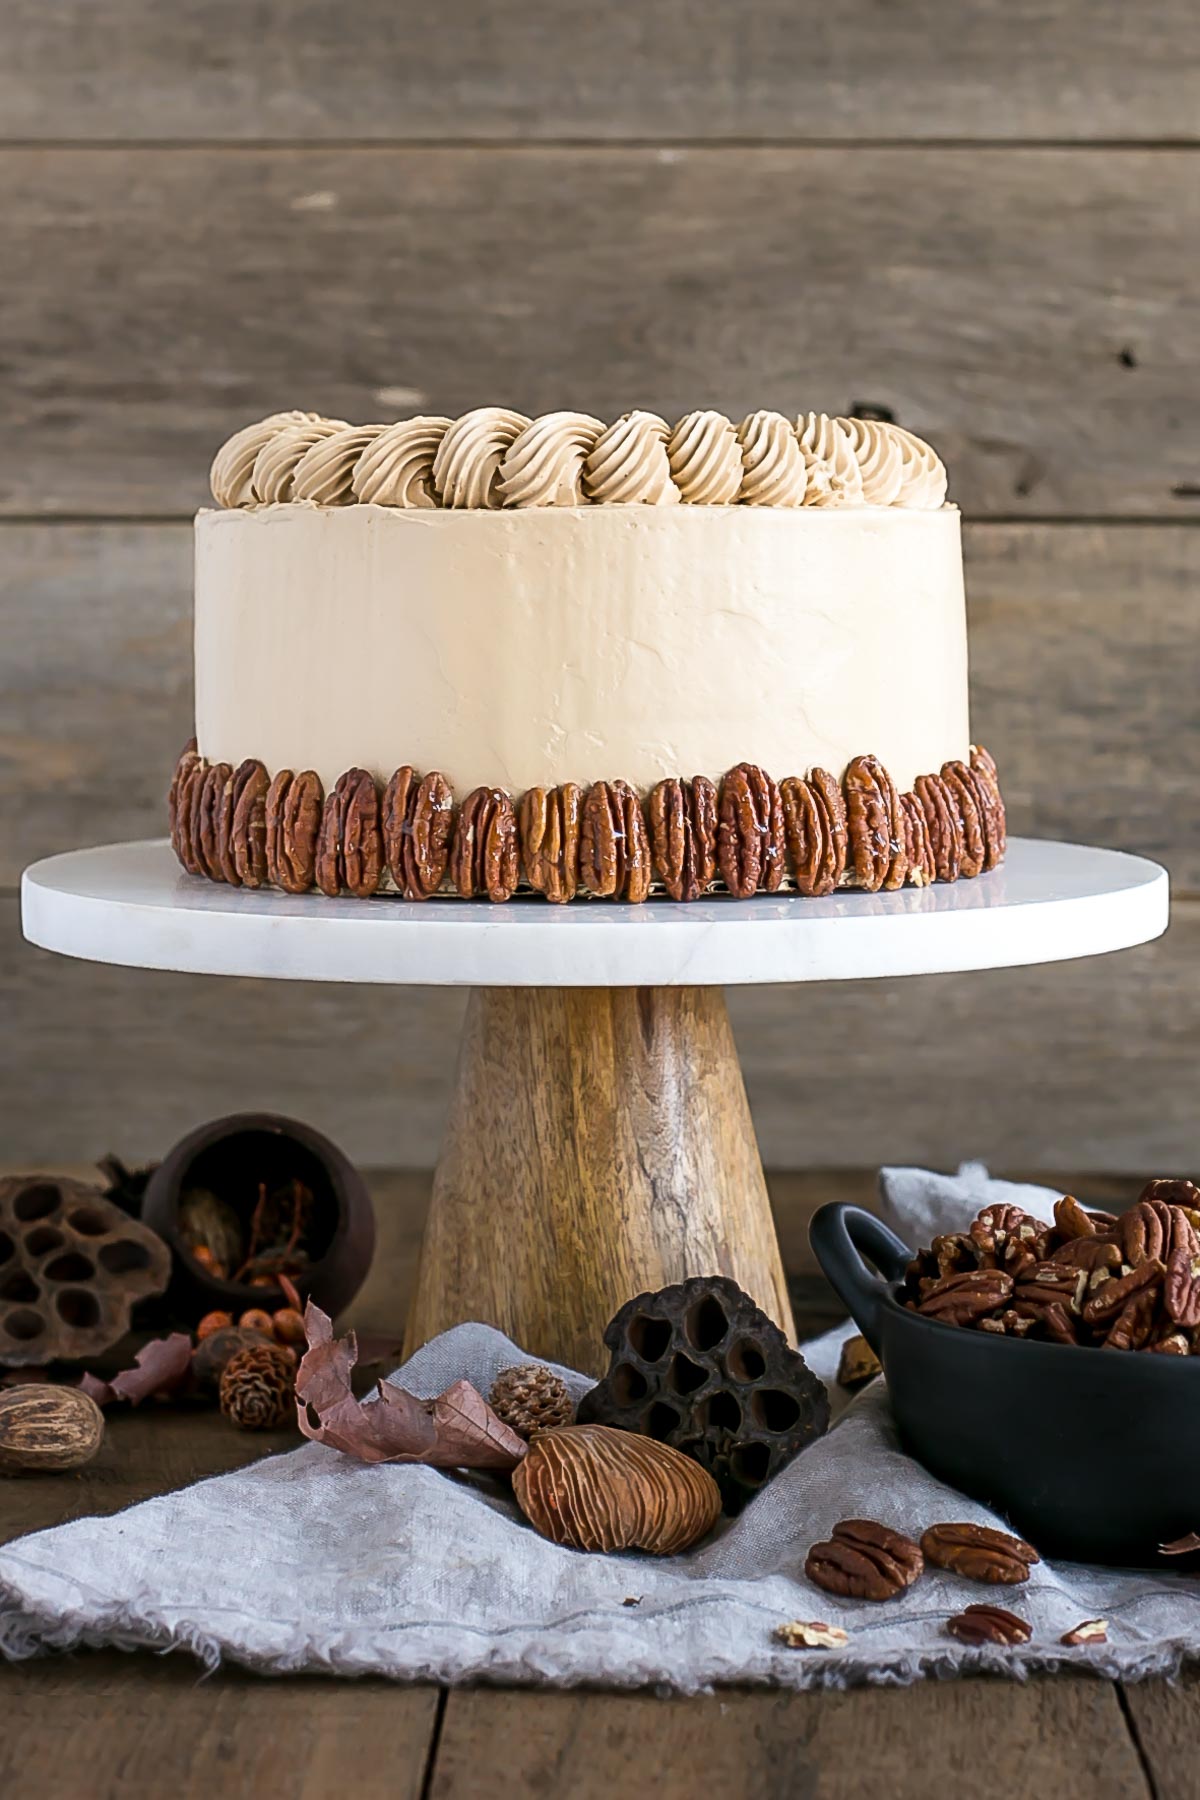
(294, 1302, 527, 1470)
(80, 1333, 194, 1408)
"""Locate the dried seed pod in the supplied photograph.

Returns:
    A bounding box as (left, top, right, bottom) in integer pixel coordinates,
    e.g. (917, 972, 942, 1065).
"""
(195, 1310, 234, 1341)
(511, 1423, 721, 1554)
(0, 1384, 105, 1475)
(946, 1604, 1031, 1646)
(191, 1324, 274, 1392)
(489, 1363, 574, 1439)
(921, 1522, 1039, 1585)
(219, 1343, 295, 1431)
(577, 1274, 829, 1513)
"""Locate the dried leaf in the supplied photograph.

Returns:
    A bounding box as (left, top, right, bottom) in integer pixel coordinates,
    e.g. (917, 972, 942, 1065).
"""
(295, 1302, 526, 1470)
(1160, 1531, 1200, 1557)
(80, 1334, 194, 1408)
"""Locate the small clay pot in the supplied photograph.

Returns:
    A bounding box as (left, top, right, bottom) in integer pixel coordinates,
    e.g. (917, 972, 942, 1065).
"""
(142, 1113, 374, 1323)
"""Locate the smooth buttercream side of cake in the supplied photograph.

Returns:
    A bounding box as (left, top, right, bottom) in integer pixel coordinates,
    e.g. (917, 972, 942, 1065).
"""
(193, 503, 969, 795)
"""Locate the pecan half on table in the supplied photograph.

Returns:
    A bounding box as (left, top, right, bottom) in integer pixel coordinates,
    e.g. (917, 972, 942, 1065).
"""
(921, 1522, 1039, 1585)
(805, 1519, 924, 1601)
(946, 1604, 1031, 1646)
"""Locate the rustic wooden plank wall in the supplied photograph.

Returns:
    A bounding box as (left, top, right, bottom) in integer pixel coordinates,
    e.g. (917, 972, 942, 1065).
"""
(1, 4, 1197, 1173)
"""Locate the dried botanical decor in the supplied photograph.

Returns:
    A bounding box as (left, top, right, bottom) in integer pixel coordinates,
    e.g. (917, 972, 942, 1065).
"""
(0, 1385, 105, 1475)
(511, 1423, 721, 1554)
(577, 1274, 829, 1512)
(488, 1364, 574, 1439)
(220, 1343, 296, 1431)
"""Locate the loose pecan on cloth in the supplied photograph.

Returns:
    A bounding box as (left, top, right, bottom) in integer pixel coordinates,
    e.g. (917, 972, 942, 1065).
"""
(921, 1523, 1039, 1586)
(805, 1519, 924, 1601)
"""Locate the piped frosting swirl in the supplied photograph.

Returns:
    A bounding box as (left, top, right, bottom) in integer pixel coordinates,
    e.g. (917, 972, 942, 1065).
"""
(499, 412, 605, 507)
(668, 410, 744, 505)
(433, 407, 531, 509)
(209, 406, 949, 510)
(584, 411, 679, 505)
(351, 417, 452, 508)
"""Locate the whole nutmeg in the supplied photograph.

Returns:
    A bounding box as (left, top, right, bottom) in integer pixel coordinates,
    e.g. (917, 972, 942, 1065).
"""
(512, 1424, 721, 1555)
(239, 1307, 276, 1337)
(271, 1306, 307, 1347)
(196, 1310, 234, 1341)
(0, 1384, 105, 1476)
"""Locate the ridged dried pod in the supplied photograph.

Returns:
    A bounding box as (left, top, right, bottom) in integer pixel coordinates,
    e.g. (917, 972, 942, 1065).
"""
(0, 1384, 105, 1475)
(512, 1423, 721, 1554)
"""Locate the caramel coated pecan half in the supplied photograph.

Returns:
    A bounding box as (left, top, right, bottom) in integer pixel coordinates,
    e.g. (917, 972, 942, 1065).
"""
(900, 791, 936, 887)
(383, 766, 455, 900)
(844, 755, 906, 892)
(1165, 1246, 1200, 1328)
(648, 776, 717, 902)
(921, 1523, 1039, 1585)
(781, 770, 846, 897)
(969, 743, 1007, 868)
(1081, 1258, 1164, 1326)
(946, 1604, 1031, 1646)
(449, 786, 520, 901)
(196, 762, 233, 882)
(519, 783, 583, 904)
(917, 1269, 1012, 1325)
(578, 780, 651, 902)
(717, 763, 785, 898)
(316, 768, 383, 898)
(265, 769, 323, 893)
(805, 1519, 924, 1601)
(228, 758, 269, 888)
(167, 738, 199, 860)
(914, 771, 963, 883)
(941, 760, 986, 879)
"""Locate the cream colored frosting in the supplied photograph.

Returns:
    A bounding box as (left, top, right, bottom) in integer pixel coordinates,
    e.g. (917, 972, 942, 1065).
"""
(737, 411, 808, 507)
(835, 416, 905, 507)
(667, 411, 744, 505)
(195, 504, 969, 798)
(796, 413, 864, 508)
(351, 416, 452, 508)
(499, 412, 604, 508)
(209, 411, 326, 509)
(208, 408, 950, 511)
(250, 418, 350, 505)
(291, 425, 387, 507)
(432, 407, 530, 509)
(583, 412, 679, 505)
(888, 423, 949, 509)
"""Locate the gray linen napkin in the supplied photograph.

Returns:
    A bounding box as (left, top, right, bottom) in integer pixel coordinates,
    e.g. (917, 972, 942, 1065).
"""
(1, 1165, 1198, 1691)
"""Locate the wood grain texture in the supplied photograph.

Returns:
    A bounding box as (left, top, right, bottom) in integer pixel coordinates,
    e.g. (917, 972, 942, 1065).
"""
(430, 1680, 1150, 1800)
(2, 150, 1195, 517)
(0, 1652, 439, 1800)
(6, 523, 1199, 885)
(1121, 1672, 1200, 1800)
(5, 897, 1198, 1173)
(3, 1, 1197, 143)
(404, 987, 794, 1374)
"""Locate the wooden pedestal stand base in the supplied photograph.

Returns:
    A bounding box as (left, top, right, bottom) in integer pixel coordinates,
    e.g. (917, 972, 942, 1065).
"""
(403, 987, 795, 1378)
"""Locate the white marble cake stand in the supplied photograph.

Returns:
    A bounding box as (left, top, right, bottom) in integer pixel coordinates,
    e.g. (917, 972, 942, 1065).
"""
(22, 837, 1168, 1373)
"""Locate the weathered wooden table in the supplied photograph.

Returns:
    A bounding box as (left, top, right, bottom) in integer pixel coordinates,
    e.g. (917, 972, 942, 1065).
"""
(2, 1172, 1195, 1800)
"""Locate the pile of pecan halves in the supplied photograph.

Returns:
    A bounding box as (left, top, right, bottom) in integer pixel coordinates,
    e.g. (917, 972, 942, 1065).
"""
(783, 1518, 1102, 1649)
(167, 741, 1004, 904)
(902, 1180, 1200, 1354)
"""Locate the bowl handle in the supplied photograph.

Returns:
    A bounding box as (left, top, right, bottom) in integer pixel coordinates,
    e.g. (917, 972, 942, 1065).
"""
(809, 1203, 914, 1355)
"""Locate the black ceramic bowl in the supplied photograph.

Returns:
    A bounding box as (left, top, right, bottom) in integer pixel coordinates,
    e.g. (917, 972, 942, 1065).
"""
(810, 1201, 1200, 1566)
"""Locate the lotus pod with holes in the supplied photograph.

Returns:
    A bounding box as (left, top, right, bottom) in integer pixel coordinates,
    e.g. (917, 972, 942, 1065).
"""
(0, 1176, 171, 1366)
(576, 1274, 829, 1513)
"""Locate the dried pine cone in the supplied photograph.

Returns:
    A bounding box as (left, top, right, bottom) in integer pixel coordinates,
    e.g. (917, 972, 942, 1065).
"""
(219, 1343, 295, 1431)
(489, 1363, 574, 1440)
